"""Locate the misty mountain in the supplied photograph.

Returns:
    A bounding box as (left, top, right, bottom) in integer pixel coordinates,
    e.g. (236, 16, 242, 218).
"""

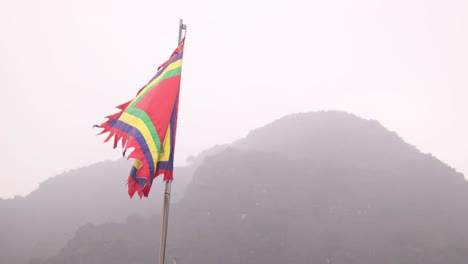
(31, 111, 468, 264)
(5, 111, 468, 264)
(0, 145, 227, 264)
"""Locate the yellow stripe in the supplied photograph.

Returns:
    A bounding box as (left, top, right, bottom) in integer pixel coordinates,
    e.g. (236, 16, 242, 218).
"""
(133, 160, 142, 169)
(119, 112, 159, 167)
(134, 59, 183, 103)
(159, 125, 172, 162)
(120, 59, 182, 168)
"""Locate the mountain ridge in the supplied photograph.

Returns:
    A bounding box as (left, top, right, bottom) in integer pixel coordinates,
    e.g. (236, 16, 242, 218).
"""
(0, 143, 228, 264)
(2, 111, 467, 264)
(34, 111, 468, 264)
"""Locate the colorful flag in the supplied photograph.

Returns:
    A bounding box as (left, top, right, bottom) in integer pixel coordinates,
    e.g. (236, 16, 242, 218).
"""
(96, 38, 185, 198)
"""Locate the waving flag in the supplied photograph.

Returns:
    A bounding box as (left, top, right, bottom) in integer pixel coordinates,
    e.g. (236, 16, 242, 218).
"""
(96, 39, 185, 198)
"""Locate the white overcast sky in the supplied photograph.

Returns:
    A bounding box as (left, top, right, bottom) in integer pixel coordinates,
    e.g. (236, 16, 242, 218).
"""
(0, 0, 467, 198)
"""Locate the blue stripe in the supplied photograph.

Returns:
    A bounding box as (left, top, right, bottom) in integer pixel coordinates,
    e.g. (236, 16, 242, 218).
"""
(111, 120, 156, 186)
(147, 52, 184, 85)
(155, 99, 178, 177)
(130, 165, 148, 188)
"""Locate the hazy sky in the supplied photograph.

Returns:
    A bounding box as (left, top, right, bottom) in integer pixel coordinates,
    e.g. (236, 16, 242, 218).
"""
(1, 0, 467, 198)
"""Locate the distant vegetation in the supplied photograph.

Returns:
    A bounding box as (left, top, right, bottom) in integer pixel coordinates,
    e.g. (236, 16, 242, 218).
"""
(0, 156, 201, 264)
(2, 111, 467, 264)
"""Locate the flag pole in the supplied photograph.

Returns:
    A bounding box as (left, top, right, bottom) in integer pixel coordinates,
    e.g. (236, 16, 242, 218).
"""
(158, 18, 186, 264)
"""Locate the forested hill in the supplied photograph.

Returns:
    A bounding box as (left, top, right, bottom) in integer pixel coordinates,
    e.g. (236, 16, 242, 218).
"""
(36, 111, 468, 264)
(0, 144, 226, 264)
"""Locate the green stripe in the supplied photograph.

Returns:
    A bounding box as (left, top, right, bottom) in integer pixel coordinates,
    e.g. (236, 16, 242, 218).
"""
(123, 66, 182, 153)
(129, 67, 182, 108)
(125, 107, 163, 153)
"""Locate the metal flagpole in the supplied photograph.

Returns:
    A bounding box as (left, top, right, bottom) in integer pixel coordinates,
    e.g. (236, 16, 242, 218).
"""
(158, 18, 186, 264)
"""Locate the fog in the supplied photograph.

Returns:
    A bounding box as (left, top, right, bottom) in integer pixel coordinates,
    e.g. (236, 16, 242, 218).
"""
(2, 112, 468, 264)
(1, 0, 467, 198)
